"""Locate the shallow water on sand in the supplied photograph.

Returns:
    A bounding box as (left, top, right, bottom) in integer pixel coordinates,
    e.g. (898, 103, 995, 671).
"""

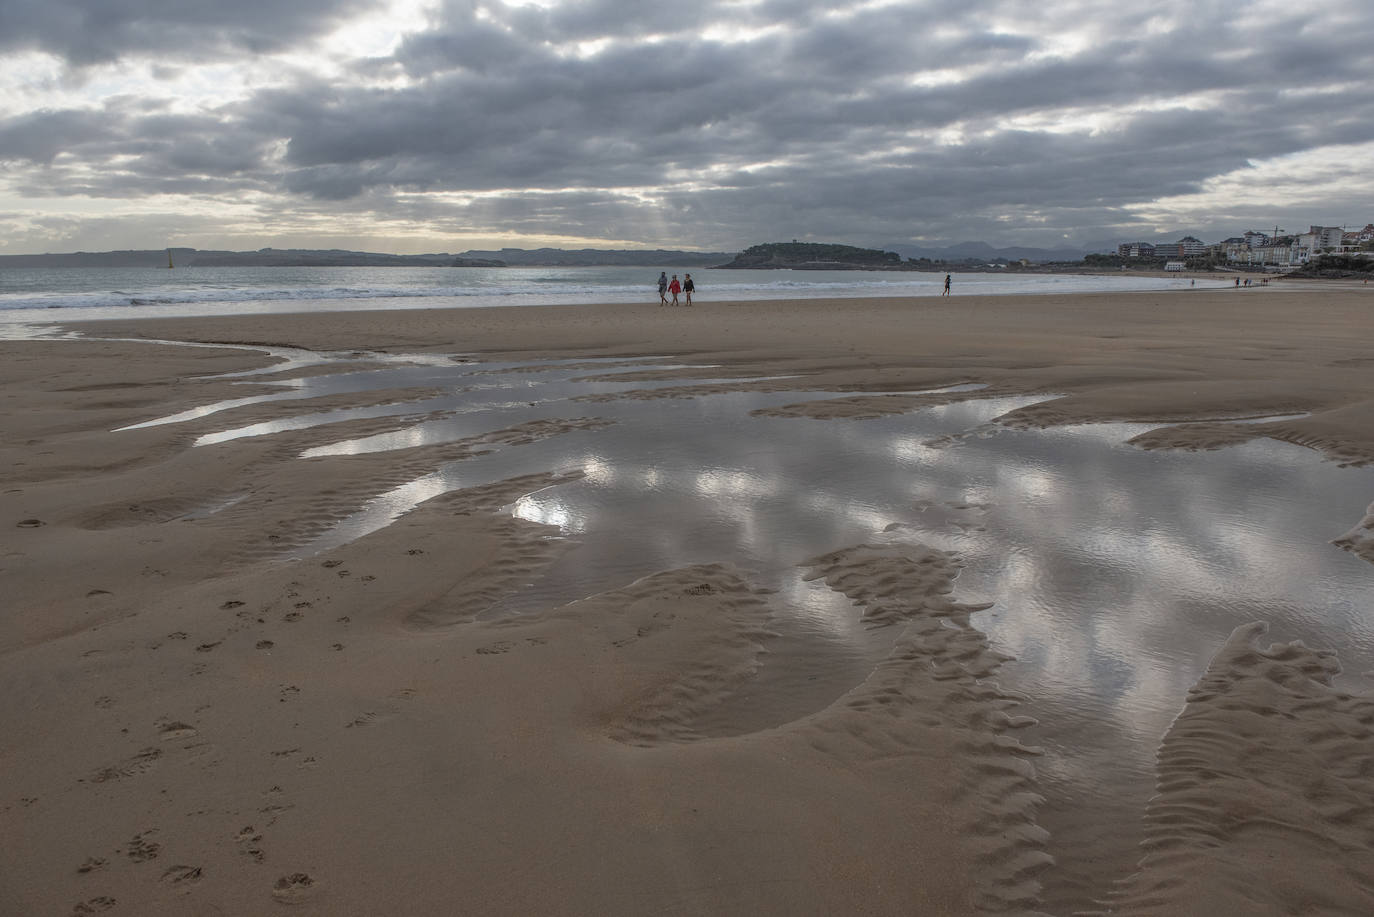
(117, 347, 1374, 912)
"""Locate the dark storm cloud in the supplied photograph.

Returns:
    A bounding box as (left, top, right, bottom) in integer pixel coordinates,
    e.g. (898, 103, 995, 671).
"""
(3, 0, 1373, 249)
(0, 0, 373, 66)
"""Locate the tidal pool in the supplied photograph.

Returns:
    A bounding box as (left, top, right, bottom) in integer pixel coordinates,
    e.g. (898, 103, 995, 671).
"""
(130, 348, 1374, 912)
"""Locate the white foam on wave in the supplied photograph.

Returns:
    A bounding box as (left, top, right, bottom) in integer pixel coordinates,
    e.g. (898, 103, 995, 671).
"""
(0, 266, 1229, 319)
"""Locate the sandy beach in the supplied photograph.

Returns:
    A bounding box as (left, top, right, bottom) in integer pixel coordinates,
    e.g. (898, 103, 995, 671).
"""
(4, 284, 1374, 916)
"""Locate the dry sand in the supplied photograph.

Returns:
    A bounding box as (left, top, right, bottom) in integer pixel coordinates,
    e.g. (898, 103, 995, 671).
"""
(3, 285, 1374, 915)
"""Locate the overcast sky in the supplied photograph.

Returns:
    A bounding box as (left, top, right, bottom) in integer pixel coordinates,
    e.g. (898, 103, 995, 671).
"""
(1, 0, 1372, 255)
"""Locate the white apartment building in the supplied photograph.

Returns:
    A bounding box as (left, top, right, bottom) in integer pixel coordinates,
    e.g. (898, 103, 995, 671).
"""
(1292, 225, 1345, 262)
(1249, 243, 1294, 266)
(1177, 236, 1207, 257)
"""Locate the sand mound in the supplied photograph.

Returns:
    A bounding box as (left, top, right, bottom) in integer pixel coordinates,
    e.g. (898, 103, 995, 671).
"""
(1102, 621, 1374, 915)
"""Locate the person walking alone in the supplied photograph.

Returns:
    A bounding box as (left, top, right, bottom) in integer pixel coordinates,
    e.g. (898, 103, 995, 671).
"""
(668, 274, 682, 306)
(657, 272, 669, 305)
(942, 273, 951, 296)
(683, 273, 695, 305)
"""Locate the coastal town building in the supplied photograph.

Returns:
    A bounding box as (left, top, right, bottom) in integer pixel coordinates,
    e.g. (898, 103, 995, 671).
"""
(1115, 222, 1372, 268)
(1117, 242, 1156, 258)
(1291, 226, 1345, 262)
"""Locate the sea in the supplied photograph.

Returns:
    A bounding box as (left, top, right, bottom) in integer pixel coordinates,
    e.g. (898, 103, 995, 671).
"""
(0, 264, 1226, 325)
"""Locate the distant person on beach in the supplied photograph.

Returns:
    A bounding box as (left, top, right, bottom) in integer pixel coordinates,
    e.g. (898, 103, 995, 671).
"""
(669, 274, 682, 306)
(942, 274, 951, 296)
(1235, 277, 1240, 287)
(657, 272, 668, 305)
(683, 273, 695, 305)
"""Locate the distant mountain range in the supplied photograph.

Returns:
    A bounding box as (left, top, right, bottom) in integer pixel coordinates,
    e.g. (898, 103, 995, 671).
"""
(0, 248, 496, 268)
(0, 247, 733, 269)
(0, 242, 1099, 269)
(456, 248, 733, 266)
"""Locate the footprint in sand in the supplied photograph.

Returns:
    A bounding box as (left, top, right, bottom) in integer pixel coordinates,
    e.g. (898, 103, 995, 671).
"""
(236, 826, 266, 864)
(157, 721, 199, 741)
(160, 864, 203, 885)
(344, 709, 395, 728)
(271, 873, 318, 904)
(76, 857, 107, 874)
(71, 897, 116, 915)
(475, 641, 515, 655)
(123, 831, 161, 863)
(88, 748, 161, 784)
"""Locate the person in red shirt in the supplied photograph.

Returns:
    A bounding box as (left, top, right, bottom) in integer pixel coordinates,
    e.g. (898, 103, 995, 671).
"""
(668, 274, 682, 306)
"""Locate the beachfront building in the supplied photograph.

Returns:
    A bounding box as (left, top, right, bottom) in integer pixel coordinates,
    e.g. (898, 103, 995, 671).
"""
(1219, 237, 1249, 262)
(1150, 237, 1207, 260)
(1341, 224, 1374, 251)
(1117, 242, 1156, 258)
(1177, 236, 1206, 257)
(1250, 242, 1295, 267)
(1292, 225, 1345, 262)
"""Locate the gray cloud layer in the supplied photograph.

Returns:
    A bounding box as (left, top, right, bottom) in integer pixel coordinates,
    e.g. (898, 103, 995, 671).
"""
(2, 0, 1372, 251)
(0, 0, 370, 65)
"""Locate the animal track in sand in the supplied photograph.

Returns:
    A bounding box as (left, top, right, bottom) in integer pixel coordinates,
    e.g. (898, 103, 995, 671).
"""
(88, 747, 161, 783)
(271, 872, 318, 904)
(122, 830, 161, 863)
(76, 857, 107, 874)
(344, 708, 397, 728)
(236, 826, 266, 864)
(160, 864, 203, 885)
(157, 721, 198, 741)
(475, 641, 515, 655)
(71, 897, 116, 915)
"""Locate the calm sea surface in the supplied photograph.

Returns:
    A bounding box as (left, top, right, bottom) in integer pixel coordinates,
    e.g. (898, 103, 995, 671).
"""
(0, 264, 1225, 323)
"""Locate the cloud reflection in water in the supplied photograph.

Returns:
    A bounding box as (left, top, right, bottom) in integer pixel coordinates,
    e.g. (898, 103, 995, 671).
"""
(172, 350, 1374, 912)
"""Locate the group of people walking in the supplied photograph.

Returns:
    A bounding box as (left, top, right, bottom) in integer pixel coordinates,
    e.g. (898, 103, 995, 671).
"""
(657, 272, 694, 306)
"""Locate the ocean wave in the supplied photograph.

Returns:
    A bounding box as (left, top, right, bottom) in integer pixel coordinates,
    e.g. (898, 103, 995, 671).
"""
(0, 267, 1207, 315)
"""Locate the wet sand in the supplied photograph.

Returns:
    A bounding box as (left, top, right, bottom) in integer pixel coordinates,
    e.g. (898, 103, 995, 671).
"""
(3, 285, 1374, 915)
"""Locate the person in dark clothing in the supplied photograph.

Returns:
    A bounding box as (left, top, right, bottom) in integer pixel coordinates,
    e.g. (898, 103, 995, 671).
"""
(657, 272, 669, 305)
(942, 274, 951, 296)
(683, 273, 695, 305)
